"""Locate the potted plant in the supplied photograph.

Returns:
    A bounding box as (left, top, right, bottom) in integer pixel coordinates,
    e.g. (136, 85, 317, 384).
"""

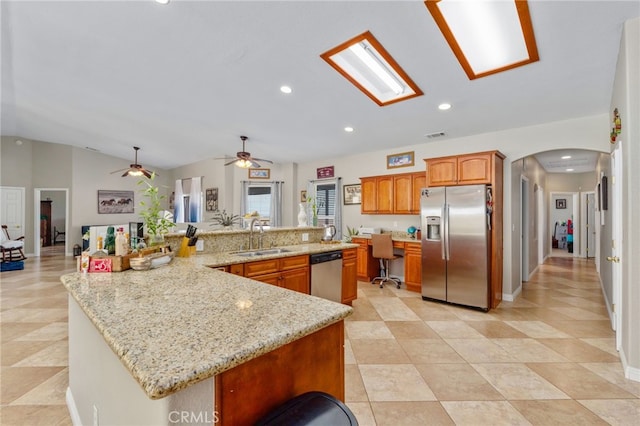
(211, 210, 241, 228)
(138, 173, 175, 245)
(343, 225, 360, 243)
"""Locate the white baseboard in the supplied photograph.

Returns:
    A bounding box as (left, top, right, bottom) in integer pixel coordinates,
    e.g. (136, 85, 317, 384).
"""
(66, 387, 82, 426)
(619, 349, 640, 383)
(502, 285, 522, 302)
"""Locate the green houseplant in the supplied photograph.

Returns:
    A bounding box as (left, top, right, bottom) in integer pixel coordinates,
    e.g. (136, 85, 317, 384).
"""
(138, 173, 175, 245)
(211, 210, 241, 228)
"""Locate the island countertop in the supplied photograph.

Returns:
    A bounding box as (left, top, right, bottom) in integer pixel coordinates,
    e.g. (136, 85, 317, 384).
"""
(60, 245, 354, 400)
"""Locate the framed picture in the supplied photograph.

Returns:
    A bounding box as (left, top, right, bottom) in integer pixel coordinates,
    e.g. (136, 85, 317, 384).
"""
(556, 198, 566, 209)
(205, 188, 218, 212)
(601, 175, 608, 210)
(387, 151, 414, 169)
(249, 168, 270, 179)
(97, 190, 134, 214)
(343, 184, 361, 205)
(300, 190, 307, 202)
(317, 166, 334, 179)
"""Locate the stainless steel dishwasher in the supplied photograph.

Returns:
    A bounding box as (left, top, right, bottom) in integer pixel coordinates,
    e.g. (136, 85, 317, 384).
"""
(310, 250, 343, 303)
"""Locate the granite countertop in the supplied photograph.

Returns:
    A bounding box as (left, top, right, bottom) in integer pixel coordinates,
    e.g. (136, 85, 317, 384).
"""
(60, 243, 355, 400)
(352, 233, 420, 243)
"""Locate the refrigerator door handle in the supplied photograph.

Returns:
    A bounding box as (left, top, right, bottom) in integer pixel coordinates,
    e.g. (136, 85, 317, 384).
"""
(440, 206, 446, 260)
(444, 204, 450, 261)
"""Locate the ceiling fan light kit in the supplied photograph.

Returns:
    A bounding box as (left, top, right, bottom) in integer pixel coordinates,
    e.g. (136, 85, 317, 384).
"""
(219, 136, 274, 169)
(110, 146, 154, 178)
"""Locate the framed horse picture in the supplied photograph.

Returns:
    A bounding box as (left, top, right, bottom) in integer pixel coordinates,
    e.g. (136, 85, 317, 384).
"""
(98, 190, 135, 214)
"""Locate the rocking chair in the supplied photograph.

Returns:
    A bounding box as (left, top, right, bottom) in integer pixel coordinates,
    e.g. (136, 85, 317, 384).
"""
(1, 225, 27, 262)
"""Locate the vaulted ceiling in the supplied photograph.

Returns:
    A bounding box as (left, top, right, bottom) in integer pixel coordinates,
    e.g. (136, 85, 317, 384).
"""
(1, 1, 638, 170)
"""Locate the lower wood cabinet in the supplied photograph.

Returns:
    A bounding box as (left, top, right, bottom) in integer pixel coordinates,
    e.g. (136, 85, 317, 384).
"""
(403, 242, 422, 293)
(353, 237, 377, 282)
(244, 255, 310, 294)
(341, 248, 357, 305)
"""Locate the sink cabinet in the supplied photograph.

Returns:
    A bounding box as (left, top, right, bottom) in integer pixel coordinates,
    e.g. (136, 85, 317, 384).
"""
(244, 255, 310, 294)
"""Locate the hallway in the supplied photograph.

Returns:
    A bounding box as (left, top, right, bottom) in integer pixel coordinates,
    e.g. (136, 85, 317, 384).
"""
(0, 256, 638, 425)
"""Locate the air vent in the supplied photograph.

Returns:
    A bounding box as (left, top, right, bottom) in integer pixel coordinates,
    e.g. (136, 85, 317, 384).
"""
(425, 132, 446, 139)
(84, 146, 100, 152)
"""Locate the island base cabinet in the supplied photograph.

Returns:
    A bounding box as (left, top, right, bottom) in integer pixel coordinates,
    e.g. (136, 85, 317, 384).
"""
(215, 321, 345, 425)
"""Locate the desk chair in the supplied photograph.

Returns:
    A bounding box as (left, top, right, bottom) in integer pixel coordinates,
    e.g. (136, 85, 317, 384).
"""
(371, 233, 401, 289)
(1, 225, 26, 262)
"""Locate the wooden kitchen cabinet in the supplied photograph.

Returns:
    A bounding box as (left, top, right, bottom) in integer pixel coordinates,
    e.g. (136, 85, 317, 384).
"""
(341, 248, 357, 305)
(403, 242, 422, 293)
(40, 200, 52, 247)
(244, 255, 310, 294)
(425, 151, 501, 187)
(352, 237, 377, 282)
(360, 172, 425, 215)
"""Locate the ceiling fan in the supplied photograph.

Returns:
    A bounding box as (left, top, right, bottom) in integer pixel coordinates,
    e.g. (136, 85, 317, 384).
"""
(218, 136, 273, 168)
(110, 146, 154, 178)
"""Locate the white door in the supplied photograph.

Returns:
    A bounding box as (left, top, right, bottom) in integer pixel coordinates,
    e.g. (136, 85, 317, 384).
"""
(610, 145, 623, 350)
(1, 187, 25, 238)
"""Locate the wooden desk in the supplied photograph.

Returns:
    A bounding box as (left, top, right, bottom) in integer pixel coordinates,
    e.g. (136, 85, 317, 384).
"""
(352, 236, 422, 292)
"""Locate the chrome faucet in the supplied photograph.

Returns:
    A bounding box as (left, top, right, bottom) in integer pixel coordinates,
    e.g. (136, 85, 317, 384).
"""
(249, 218, 264, 250)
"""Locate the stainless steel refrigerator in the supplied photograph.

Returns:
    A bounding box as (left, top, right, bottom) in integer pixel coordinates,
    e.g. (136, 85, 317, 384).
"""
(421, 185, 489, 310)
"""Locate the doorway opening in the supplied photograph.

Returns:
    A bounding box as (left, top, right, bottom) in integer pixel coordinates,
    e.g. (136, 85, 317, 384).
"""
(34, 188, 69, 257)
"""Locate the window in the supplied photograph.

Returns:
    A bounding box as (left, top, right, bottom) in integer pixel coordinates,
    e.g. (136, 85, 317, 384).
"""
(315, 181, 336, 226)
(247, 185, 271, 218)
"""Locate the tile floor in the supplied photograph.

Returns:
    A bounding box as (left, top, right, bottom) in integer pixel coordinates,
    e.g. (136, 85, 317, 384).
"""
(1, 255, 639, 425)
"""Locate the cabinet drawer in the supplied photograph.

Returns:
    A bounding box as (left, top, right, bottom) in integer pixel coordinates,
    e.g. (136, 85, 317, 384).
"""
(342, 248, 357, 260)
(244, 259, 279, 277)
(280, 255, 309, 271)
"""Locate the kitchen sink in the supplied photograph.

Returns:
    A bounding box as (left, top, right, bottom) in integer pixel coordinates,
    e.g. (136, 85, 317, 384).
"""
(234, 248, 291, 257)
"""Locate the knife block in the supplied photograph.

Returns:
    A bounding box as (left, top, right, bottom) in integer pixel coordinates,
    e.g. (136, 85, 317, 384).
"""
(177, 237, 192, 258)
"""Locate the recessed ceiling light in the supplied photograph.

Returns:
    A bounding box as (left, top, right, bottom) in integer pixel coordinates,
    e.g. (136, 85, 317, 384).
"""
(155, 0, 170, 5)
(438, 103, 452, 110)
(280, 85, 292, 94)
(566, 168, 574, 172)
(561, 155, 571, 159)
(344, 127, 354, 133)
(321, 31, 423, 106)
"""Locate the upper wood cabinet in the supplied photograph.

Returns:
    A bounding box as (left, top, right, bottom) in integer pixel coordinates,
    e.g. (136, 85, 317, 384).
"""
(360, 171, 425, 215)
(425, 151, 504, 187)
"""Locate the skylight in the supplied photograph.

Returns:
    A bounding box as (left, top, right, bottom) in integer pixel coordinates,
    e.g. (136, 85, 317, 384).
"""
(321, 31, 423, 106)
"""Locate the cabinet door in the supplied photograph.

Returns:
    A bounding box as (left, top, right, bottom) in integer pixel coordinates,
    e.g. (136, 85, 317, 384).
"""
(403, 242, 422, 293)
(393, 174, 413, 214)
(280, 255, 309, 271)
(352, 238, 370, 281)
(411, 173, 426, 214)
(457, 153, 492, 184)
(426, 157, 458, 186)
(341, 249, 357, 304)
(252, 272, 281, 287)
(376, 176, 394, 214)
(281, 267, 310, 294)
(228, 263, 244, 276)
(360, 177, 377, 214)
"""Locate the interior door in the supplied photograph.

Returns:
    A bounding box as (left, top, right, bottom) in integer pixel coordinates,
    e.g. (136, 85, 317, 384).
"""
(1, 187, 25, 238)
(586, 193, 596, 258)
(610, 145, 622, 350)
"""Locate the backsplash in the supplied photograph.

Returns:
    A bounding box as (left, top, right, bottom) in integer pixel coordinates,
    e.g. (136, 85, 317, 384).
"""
(165, 227, 325, 254)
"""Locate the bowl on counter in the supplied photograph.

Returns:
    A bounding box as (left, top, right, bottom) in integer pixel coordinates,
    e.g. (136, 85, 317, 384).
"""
(129, 256, 152, 271)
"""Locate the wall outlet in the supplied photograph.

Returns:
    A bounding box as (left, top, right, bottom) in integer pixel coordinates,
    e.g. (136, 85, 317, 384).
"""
(302, 233, 309, 242)
(93, 405, 99, 426)
(196, 240, 204, 251)
(393, 221, 398, 228)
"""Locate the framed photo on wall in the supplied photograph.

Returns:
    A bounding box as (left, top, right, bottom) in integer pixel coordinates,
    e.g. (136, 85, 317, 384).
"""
(343, 184, 361, 205)
(387, 151, 414, 169)
(97, 190, 134, 214)
(556, 198, 566, 209)
(249, 168, 270, 179)
(205, 188, 218, 212)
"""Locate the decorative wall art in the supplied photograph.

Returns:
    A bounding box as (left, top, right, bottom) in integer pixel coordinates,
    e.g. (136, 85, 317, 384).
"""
(97, 190, 134, 214)
(601, 175, 608, 210)
(555, 198, 566, 209)
(205, 188, 219, 212)
(343, 184, 361, 205)
(249, 168, 270, 179)
(387, 151, 414, 169)
(300, 190, 307, 202)
(316, 166, 335, 179)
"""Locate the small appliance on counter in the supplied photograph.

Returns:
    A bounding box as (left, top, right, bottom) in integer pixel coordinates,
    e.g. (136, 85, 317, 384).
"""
(322, 225, 336, 242)
(358, 227, 381, 236)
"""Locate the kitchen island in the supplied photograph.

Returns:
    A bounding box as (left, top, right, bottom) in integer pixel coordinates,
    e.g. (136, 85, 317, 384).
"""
(61, 246, 353, 425)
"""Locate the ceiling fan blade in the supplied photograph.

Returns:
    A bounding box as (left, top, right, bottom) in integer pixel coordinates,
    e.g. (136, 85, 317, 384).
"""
(111, 168, 128, 174)
(249, 160, 262, 168)
(142, 169, 153, 179)
(251, 157, 273, 164)
(224, 159, 238, 166)
(121, 171, 130, 177)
